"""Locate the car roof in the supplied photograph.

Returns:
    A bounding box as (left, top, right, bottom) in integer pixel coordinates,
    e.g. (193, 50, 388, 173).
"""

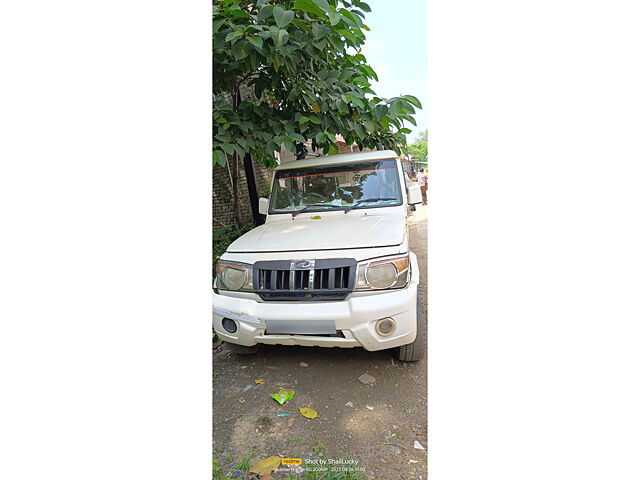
(274, 150, 398, 171)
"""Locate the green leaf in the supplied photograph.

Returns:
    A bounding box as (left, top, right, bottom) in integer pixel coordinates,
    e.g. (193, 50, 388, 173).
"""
(354, 124, 366, 139)
(337, 98, 347, 114)
(248, 35, 264, 50)
(402, 95, 422, 109)
(221, 144, 235, 156)
(402, 115, 417, 127)
(351, 97, 365, 109)
(233, 144, 245, 158)
(278, 29, 289, 47)
(328, 8, 341, 25)
(289, 133, 306, 143)
(293, 0, 325, 17)
(357, 1, 372, 13)
(313, 0, 330, 13)
(398, 128, 412, 134)
(225, 30, 243, 43)
(273, 6, 295, 28)
(298, 115, 310, 124)
(338, 8, 357, 25)
(267, 140, 279, 152)
(213, 20, 224, 35)
(374, 104, 388, 119)
(213, 150, 227, 166)
(256, 6, 273, 22)
(232, 42, 249, 60)
(283, 139, 296, 152)
(389, 101, 400, 118)
(270, 27, 289, 47)
(309, 116, 322, 124)
(227, 6, 252, 19)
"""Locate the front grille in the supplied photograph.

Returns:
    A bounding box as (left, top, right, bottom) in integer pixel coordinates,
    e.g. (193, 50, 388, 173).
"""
(264, 331, 346, 338)
(253, 258, 357, 301)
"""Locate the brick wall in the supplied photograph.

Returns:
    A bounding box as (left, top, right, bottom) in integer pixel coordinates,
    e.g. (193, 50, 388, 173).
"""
(213, 158, 273, 229)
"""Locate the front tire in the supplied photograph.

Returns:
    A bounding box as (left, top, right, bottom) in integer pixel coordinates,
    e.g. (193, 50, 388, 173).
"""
(395, 286, 426, 362)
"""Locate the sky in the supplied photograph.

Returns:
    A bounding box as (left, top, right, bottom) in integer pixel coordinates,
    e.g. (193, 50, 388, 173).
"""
(359, 0, 428, 144)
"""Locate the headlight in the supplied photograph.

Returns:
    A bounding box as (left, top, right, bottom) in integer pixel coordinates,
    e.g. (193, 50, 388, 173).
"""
(215, 261, 253, 291)
(356, 254, 410, 291)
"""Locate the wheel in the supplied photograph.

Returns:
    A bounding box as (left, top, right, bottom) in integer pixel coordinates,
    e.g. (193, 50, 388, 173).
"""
(227, 341, 262, 355)
(395, 286, 426, 362)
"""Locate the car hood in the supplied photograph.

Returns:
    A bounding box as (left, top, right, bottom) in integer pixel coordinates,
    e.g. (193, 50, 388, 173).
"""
(227, 214, 406, 253)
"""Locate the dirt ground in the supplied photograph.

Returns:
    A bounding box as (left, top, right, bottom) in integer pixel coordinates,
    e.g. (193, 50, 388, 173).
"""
(213, 204, 427, 480)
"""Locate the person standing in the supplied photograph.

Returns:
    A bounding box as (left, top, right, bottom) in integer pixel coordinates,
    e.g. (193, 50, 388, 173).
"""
(417, 168, 427, 205)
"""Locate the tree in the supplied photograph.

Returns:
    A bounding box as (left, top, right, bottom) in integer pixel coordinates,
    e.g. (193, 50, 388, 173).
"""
(213, 0, 422, 171)
(408, 129, 427, 163)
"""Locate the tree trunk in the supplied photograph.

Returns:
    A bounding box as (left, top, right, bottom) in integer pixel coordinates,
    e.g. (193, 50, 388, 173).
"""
(230, 79, 243, 229)
(231, 152, 242, 229)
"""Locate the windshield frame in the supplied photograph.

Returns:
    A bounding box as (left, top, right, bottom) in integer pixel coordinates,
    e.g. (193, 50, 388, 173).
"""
(268, 159, 403, 216)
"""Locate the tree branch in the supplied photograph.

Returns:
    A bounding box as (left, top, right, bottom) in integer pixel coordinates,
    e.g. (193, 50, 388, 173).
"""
(232, 72, 258, 99)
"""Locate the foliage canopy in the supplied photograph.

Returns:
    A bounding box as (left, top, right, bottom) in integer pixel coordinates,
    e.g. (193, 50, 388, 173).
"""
(408, 129, 427, 163)
(213, 0, 422, 167)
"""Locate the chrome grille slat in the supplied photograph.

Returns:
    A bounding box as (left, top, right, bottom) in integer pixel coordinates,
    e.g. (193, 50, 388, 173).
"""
(253, 259, 356, 302)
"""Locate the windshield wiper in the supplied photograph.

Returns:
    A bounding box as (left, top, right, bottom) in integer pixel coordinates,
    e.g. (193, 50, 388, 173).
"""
(291, 204, 344, 217)
(344, 197, 398, 213)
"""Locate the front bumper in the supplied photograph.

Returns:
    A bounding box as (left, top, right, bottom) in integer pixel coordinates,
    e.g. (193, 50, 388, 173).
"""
(212, 285, 417, 351)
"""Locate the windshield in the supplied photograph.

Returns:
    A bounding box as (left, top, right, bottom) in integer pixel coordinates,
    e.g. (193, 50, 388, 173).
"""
(269, 159, 402, 214)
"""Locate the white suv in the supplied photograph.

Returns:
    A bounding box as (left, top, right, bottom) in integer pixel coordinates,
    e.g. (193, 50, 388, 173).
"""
(213, 150, 425, 361)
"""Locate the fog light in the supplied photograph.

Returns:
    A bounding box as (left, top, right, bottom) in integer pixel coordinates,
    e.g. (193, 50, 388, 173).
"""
(222, 317, 237, 333)
(375, 317, 396, 336)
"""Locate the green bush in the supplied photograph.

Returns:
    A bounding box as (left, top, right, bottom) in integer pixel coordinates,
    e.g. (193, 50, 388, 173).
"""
(212, 458, 225, 480)
(213, 223, 254, 260)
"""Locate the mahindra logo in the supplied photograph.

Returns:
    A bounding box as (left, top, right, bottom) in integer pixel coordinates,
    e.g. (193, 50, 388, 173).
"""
(292, 260, 314, 269)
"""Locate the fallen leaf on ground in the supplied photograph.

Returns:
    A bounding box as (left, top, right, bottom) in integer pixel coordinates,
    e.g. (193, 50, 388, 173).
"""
(254, 379, 265, 384)
(249, 456, 281, 476)
(298, 362, 309, 367)
(238, 397, 245, 403)
(299, 407, 318, 419)
(414, 440, 426, 450)
(409, 460, 419, 464)
(366, 405, 374, 410)
(345, 401, 354, 408)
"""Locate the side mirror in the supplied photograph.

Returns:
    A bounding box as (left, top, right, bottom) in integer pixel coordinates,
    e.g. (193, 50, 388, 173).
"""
(407, 184, 422, 205)
(258, 197, 269, 215)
